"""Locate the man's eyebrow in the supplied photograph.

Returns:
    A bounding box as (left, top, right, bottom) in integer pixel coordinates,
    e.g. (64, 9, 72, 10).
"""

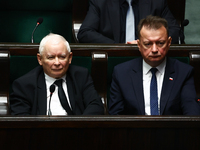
(47, 54, 54, 57)
(156, 40, 166, 43)
(60, 53, 67, 56)
(143, 41, 151, 43)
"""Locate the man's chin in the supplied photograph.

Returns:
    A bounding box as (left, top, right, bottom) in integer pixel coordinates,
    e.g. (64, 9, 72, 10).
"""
(150, 59, 164, 67)
(51, 72, 64, 79)
(149, 56, 163, 62)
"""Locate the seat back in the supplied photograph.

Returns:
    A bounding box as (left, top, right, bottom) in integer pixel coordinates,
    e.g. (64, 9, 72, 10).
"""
(91, 52, 108, 114)
(0, 51, 10, 115)
(189, 51, 200, 97)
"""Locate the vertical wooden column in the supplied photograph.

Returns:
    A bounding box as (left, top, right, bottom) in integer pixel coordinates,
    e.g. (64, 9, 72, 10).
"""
(91, 51, 108, 114)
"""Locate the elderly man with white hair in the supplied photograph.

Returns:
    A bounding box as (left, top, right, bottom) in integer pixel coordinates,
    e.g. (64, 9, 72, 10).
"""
(10, 33, 104, 115)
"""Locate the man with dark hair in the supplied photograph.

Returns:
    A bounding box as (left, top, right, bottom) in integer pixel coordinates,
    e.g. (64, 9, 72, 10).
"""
(109, 15, 200, 115)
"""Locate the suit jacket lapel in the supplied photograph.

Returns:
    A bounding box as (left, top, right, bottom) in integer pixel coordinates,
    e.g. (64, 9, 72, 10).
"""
(138, 0, 150, 19)
(130, 58, 145, 115)
(66, 74, 76, 113)
(37, 72, 47, 115)
(160, 58, 176, 115)
(108, 0, 121, 42)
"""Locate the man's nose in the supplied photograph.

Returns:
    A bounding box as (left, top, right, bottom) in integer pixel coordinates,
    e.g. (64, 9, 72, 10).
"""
(152, 43, 158, 52)
(54, 57, 60, 65)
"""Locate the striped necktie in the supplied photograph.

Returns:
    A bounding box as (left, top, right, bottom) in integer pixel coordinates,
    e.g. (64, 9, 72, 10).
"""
(126, 0, 135, 43)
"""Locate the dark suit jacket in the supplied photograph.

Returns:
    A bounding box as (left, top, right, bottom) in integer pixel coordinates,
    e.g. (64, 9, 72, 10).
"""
(10, 65, 104, 115)
(78, 0, 180, 44)
(109, 57, 200, 115)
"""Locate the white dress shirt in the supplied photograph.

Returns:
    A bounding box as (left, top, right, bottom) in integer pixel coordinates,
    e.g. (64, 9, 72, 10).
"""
(45, 74, 71, 115)
(142, 58, 166, 115)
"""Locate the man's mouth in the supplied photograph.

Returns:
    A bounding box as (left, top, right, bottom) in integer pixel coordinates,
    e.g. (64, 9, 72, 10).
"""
(150, 55, 160, 58)
(52, 68, 62, 71)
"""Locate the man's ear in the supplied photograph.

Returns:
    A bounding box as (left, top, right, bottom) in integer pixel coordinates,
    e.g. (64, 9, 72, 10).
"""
(68, 52, 73, 64)
(37, 53, 42, 65)
(137, 39, 141, 51)
(168, 36, 172, 47)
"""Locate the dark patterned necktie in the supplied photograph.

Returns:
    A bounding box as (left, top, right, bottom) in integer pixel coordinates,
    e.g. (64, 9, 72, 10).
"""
(150, 68, 159, 115)
(54, 79, 73, 115)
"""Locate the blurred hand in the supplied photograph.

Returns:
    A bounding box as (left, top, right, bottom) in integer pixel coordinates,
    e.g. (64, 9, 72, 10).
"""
(126, 40, 137, 44)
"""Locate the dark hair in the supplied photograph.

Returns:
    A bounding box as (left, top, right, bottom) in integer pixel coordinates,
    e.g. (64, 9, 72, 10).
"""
(137, 15, 169, 39)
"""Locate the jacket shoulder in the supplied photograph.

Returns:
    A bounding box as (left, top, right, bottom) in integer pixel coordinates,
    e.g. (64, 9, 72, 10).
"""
(68, 65, 88, 73)
(169, 58, 193, 70)
(13, 66, 43, 83)
(114, 57, 142, 70)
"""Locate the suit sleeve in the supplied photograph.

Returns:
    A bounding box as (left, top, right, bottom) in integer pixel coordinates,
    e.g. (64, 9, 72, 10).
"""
(161, 0, 180, 44)
(180, 67, 200, 115)
(108, 67, 125, 115)
(77, 0, 115, 43)
(80, 69, 105, 115)
(10, 79, 33, 115)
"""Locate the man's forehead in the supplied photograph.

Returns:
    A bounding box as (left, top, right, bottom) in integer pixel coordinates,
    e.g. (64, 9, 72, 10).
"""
(141, 37, 166, 42)
(42, 48, 68, 56)
(140, 26, 168, 41)
(44, 43, 67, 52)
(141, 25, 167, 34)
(46, 52, 67, 56)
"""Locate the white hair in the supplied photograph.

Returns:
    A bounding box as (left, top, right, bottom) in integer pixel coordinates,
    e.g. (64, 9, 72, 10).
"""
(39, 33, 71, 55)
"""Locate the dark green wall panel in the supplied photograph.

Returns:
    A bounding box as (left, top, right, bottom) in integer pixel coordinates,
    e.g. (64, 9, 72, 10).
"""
(0, 0, 73, 43)
(185, 0, 200, 44)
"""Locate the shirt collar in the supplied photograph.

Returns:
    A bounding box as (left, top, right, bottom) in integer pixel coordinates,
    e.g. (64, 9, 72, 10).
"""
(120, 0, 138, 5)
(45, 73, 67, 85)
(143, 57, 166, 75)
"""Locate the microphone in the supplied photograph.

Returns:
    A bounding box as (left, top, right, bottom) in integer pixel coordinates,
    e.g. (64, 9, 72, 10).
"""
(31, 17, 43, 43)
(48, 84, 55, 116)
(181, 19, 189, 27)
